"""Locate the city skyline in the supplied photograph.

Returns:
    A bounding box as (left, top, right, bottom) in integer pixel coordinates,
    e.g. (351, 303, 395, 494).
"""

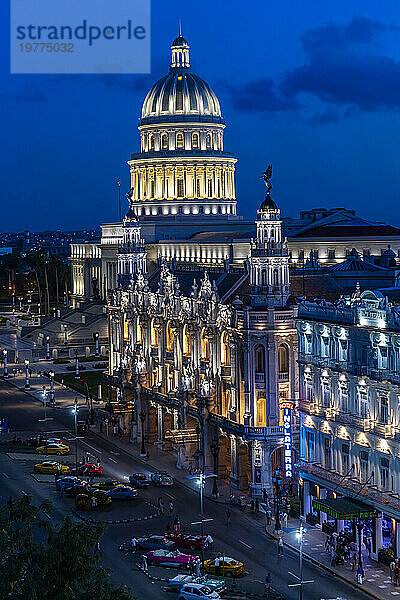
(2, 0, 400, 232)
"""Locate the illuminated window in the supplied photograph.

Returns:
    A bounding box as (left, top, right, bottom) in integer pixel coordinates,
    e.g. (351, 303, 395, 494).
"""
(123, 314, 129, 340)
(176, 132, 184, 149)
(256, 396, 266, 426)
(201, 328, 210, 361)
(207, 179, 212, 197)
(166, 321, 174, 352)
(196, 178, 201, 198)
(380, 457, 389, 489)
(183, 325, 191, 356)
(305, 430, 315, 461)
(149, 134, 154, 150)
(206, 133, 212, 148)
(380, 397, 389, 423)
(177, 179, 184, 198)
(150, 179, 155, 199)
(221, 331, 230, 366)
(192, 132, 199, 148)
(161, 133, 168, 149)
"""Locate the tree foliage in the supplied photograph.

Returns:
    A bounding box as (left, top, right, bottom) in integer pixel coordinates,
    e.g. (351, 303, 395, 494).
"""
(0, 496, 135, 600)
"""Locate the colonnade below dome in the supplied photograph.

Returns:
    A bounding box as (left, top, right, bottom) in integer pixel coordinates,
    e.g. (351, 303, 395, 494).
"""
(128, 160, 236, 203)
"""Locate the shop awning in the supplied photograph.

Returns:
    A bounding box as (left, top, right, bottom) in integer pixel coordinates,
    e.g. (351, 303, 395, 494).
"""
(165, 428, 199, 444)
(312, 496, 379, 519)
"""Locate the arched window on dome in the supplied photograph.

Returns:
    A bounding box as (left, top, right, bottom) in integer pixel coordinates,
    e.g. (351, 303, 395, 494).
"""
(149, 134, 154, 150)
(161, 133, 168, 149)
(192, 132, 199, 148)
(206, 133, 212, 149)
(176, 132, 184, 149)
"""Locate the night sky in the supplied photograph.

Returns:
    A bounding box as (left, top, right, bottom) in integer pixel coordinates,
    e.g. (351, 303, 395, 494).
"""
(2, 0, 400, 232)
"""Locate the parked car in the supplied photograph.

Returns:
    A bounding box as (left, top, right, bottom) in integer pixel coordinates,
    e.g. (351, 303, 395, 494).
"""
(64, 482, 90, 498)
(36, 442, 70, 455)
(167, 531, 208, 551)
(25, 436, 62, 447)
(151, 472, 173, 486)
(202, 557, 244, 577)
(34, 461, 69, 475)
(136, 536, 175, 551)
(104, 485, 137, 500)
(71, 463, 103, 476)
(55, 476, 82, 491)
(168, 575, 225, 593)
(91, 479, 122, 491)
(129, 473, 149, 487)
(146, 549, 196, 569)
(178, 583, 220, 600)
(75, 490, 112, 510)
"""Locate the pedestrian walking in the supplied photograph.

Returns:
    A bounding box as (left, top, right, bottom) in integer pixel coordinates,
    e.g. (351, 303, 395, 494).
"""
(189, 559, 195, 575)
(95, 539, 101, 554)
(158, 497, 164, 514)
(282, 511, 288, 529)
(226, 508, 232, 526)
(142, 555, 148, 572)
(195, 557, 201, 577)
(265, 572, 272, 595)
(262, 488, 268, 503)
(365, 536, 372, 556)
(205, 534, 214, 550)
(173, 515, 181, 532)
(395, 565, 400, 587)
(169, 500, 174, 513)
(131, 537, 137, 550)
(390, 559, 396, 583)
(96, 457, 101, 467)
(278, 537, 284, 556)
(255, 498, 259, 513)
(266, 508, 272, 525)
(357, 565, 364, 584)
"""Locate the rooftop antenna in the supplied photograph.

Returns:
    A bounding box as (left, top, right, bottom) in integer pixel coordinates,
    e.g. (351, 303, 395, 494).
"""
(178, 19, 182, 36)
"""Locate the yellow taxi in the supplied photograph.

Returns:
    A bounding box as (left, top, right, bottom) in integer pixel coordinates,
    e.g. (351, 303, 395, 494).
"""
(34, 461, 70, 475)
(36, 442, 70, 455)
(202, 556, 244, 577)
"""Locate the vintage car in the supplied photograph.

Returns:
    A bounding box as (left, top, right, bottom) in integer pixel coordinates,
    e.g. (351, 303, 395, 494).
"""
(55, 476, 82, 490)
(202, 557, 244, 577)
(150, 472, 174, 486)
(166, 531, 208, 551)
(71, 463, 103, 476)
(75, 490, 111, 510)
(146, 549, 196, 569)
(25, 436, 62, 447)
(136, 536, 175, 551)
(178, 583, 220, 600)
(168, 575, 226, 593)
(129, 473, 150, 487)
(36, 442, 70, 455)
(33, 461, 69, 475)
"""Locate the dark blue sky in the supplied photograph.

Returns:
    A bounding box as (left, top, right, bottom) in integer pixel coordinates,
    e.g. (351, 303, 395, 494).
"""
(2, 0, 400, 231)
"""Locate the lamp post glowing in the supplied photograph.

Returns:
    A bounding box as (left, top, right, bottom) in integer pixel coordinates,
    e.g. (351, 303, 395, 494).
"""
(75, 351, 79, 379)
(49, 370, 55, 405)
(46, 335, 50, 360)
(186, 472, 216, 574)
(94, 332, 99, 357)
(288, 518, 314, 600)
(272, 467, 282, 532)
(72, 398, 79, 473)
(3, 350, 8, 378)
(24, 359, 30, 389)
(63, 324, 68, 345)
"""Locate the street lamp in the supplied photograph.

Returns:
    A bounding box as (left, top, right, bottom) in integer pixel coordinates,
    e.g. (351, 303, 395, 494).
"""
(75, 351, 80, 379)
(186, 472, 216, 574)
(288, 518, 314, 600)
(63, 324, 68, 345)
(272, 467, 282, 532)
(356, 512, 364, 581)
(84, 382, 94, 425)
(3, 350, 8, 378)
(210, 439, 220, 498)
(24, 359, 30, 389)
(139, 410, 146, 456)
(37, 303, 41, 317)
(49, 370, 55, 405)
(72, 398, 79, 473)
(46, 335, 50, 360)
(94, 332, 99, 357)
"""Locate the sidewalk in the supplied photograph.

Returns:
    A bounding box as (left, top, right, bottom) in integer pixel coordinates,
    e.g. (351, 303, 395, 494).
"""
(266, 517, 397, 600)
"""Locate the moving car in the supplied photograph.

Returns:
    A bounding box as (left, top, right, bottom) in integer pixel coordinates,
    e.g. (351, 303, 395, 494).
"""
(168, 575, 225, 593)
(34, 461, 69, 475)
(91, 479, 122, 491)
(24, 436, 62, 447)
(104, 485, 137, 500)
(136, 536, 175, 551)
(178, 583, 220, 600)
(71, 463, 103, 476)
(55, 475, 82, 490)
(167, 532, 208, 551)
(129, 473, 149, 487)
(36, 442, 70, 455)
(151, 472, 173, 486)
(202, 557, 244, 577)
(146, 549, 196, 569)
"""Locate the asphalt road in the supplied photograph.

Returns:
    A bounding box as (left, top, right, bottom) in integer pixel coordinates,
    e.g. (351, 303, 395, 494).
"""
(0, 378, 374, 600)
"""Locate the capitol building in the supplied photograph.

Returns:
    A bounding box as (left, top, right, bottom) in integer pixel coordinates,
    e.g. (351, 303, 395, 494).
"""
(71, 31, 299, 496)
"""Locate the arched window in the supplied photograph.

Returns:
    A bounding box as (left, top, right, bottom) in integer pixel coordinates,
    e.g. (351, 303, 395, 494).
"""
(123, 314, 129, 340)
(183, 325, 191, 356)
(176, 132, 184, 149)
(278, 345, 289, 374)
(192, 132, 199, 148)
(221, 331, 230, 366)
(273, 269, 279, 286)
(161, 133, 168, 149)
(136, 316, 142, 344)
(255, 345, 265, 373)
(206, 133, 212, 148)
(201, 328, 210, 361)
(151, 319, 159, 347)
(257, 396, 266, 426)
(261, 269, 267, 286)
(148, 134, 154, 150)
(166, 321, 174, 352)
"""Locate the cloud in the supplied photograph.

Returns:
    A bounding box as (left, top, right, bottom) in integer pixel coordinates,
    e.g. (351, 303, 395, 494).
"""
(280, 17, 400, 112)
(223, 77, 301, 113)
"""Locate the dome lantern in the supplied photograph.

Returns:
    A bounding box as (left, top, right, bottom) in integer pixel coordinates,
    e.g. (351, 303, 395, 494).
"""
(171, 23, 190, 69)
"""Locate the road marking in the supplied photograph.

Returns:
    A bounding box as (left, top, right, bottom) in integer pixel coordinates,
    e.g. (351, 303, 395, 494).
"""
(81, 441, 101, 454)
(239, 539, 251, 549)
(110, 451, 119, 455)
(43, 512, 51, 519)
(21, 490, 28, 495)
(164, 492, 174, 499)
(2, 472, 9, 478)
(109, 457, 117, 463)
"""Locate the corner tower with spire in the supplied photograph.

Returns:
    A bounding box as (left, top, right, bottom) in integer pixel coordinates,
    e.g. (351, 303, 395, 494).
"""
(117, 189, 146, 289)
(249, 165, 290, 307)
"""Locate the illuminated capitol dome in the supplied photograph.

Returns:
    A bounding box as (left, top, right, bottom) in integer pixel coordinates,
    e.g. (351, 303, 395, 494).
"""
(128, 29, 238, 220)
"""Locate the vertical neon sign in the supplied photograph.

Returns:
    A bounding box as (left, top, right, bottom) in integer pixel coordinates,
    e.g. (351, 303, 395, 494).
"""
(281, 401, 294, 478)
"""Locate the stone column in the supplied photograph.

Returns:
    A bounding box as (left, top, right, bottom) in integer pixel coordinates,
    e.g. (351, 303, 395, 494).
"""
(301, 479, 311, 517)
(319, 488, 327, 525)
(371, 514, 383, 560)
(395, 521, 400, 558)
(157, 405, 163, 441)
(230, 435, 239, 489)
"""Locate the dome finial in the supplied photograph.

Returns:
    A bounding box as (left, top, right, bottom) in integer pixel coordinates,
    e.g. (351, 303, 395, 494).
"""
(171, 27, 190, 69)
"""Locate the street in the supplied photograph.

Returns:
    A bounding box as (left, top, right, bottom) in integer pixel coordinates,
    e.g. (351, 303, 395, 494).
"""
(0, 378, 373, 600)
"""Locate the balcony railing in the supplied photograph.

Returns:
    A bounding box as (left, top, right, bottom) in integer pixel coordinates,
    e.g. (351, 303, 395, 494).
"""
(255, 372, 265, 384)
(278, 372, 289, 382)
